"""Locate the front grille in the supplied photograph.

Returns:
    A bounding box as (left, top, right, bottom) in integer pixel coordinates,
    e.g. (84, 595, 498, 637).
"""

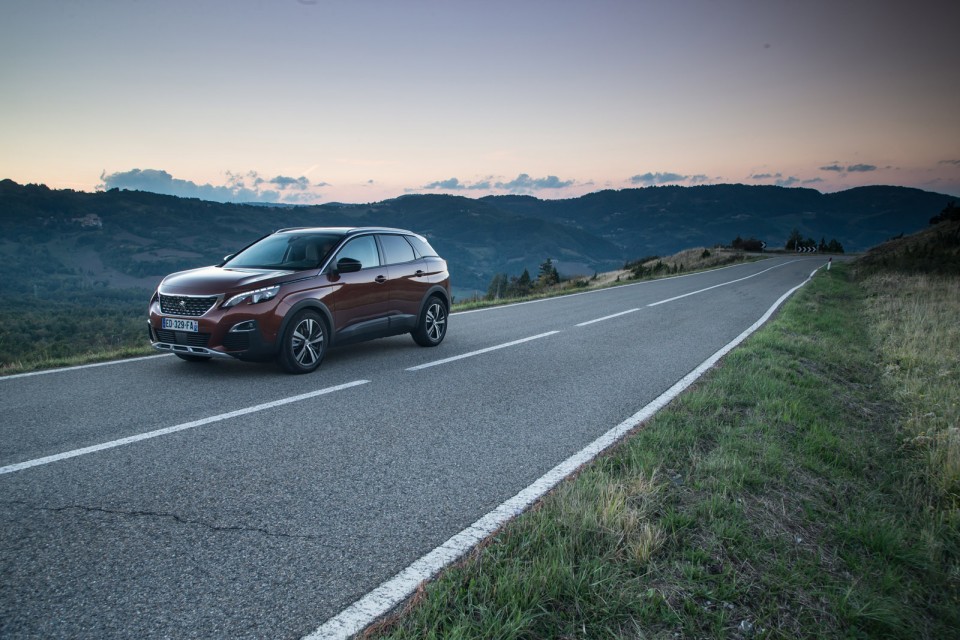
(222, 333, 250, 352)
(155, 329, 211, 348)
(159, 294, 219, 317)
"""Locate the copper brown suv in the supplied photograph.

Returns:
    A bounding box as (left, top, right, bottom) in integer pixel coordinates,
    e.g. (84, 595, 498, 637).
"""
(148, 227, 450, 373)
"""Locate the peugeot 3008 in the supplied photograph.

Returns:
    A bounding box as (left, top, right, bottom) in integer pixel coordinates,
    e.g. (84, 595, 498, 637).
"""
(148, 227, 450, 373)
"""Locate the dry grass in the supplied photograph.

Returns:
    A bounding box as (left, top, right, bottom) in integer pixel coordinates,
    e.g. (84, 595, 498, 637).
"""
(861, 272, 960, 509)
(627, 247, 754, 279)
(373, 265, 959, 639)
(646, 247, 744, 271)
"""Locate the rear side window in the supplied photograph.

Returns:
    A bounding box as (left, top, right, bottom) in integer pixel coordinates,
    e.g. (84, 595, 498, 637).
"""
(379, 234, 416, 265)
(334, 235, 380, 269)
(405, 235, 439, 258)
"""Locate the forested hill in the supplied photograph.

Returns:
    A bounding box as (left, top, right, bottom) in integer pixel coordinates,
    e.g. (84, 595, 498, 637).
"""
(482, 184, 954, 258)
(0, 179, 954, 298)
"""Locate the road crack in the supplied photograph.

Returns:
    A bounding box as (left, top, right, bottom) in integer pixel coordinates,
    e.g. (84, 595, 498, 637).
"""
(3, 499, 327, 543)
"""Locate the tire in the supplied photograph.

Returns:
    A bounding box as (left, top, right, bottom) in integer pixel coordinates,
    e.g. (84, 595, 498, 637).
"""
(412, 296, 448, 347)
(278, 309, 328, 374)
(175, 353, 211, 363)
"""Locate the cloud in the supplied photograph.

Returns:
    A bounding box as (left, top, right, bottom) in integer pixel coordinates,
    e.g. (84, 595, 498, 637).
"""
(630, 172, 688, 186)
(422, 177, 492, 191)
(99, 168, 327, 203)
(749, 172, 802, 187)
(803, 177, 824, 185)
(629, 172, 718, 187)
(939, 159, 960, 166)
(495, 173, 574, 192)
(819, 162, 878, 173)
(420, 173, 574, 194)
(269, 175, 313, 190)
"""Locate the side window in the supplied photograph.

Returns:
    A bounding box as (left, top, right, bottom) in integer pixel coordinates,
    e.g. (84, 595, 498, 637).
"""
(334, 235, 380, 269)
(406, 235, 438, 258)
(379, 234, 416, 265)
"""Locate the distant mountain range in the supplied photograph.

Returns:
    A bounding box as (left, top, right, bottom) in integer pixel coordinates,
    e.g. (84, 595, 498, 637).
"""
(0, 179, 954, 298)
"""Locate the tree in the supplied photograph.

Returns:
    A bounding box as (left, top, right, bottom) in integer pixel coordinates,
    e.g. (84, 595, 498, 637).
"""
(930, 201, 959, 225)
(514, 269, 532, 297)
(826, 239, 844, 253)
(485, 273, 508, 300)
(732, 236, 764, 251)
(537, 258, 559, 287)
(786, 228, 803, 250)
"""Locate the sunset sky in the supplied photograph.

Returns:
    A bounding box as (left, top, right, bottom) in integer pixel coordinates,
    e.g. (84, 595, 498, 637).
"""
(2, 0, 958, 204)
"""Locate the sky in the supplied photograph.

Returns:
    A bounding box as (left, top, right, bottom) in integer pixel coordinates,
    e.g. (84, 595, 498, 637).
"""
(2, 0, 958, 204)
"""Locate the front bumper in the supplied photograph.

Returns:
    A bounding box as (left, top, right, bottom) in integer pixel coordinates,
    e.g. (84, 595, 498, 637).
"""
(146, 316, 278, 362)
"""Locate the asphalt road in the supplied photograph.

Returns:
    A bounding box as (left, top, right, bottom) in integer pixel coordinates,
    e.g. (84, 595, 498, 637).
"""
(1, 256, 831, 638)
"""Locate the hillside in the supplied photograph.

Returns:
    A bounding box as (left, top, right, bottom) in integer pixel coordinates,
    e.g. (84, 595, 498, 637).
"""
(482, 184, 953, 256)
(0, 179, 954, 300)
(856, 202, 960, 274)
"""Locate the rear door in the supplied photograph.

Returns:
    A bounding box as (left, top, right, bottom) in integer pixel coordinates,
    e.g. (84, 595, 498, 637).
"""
(378, 233, 426, 329)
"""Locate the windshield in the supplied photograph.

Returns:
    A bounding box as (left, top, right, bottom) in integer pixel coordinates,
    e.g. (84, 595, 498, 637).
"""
(223, 232, 343, 270)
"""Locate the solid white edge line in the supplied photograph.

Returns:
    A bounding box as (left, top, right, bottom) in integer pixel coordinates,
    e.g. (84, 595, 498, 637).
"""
(405, 331, 561, 371)
(305, 266, 823, 640)
(0, 380, 370, 475)
(647, 259, 799, 307)
(575, 308, 640, 327)
(0, 353, 172, 381)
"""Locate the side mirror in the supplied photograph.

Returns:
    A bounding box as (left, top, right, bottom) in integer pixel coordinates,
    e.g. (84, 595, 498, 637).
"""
(335, 257, 363, 274)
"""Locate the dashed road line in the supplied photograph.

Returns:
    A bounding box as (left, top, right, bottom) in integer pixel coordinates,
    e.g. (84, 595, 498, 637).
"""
(647, 260, 797, 307)
(575, 308, 640, 327)
(0, 380, 370, 475)
(406, 331, 561, 371)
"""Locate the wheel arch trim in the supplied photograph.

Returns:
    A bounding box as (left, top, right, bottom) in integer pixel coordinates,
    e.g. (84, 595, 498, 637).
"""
(418, 285, 451, 317)
(277, 300, 334, 346)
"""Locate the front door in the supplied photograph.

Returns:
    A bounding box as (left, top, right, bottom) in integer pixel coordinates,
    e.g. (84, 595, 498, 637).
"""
(326, 234, 389, 341)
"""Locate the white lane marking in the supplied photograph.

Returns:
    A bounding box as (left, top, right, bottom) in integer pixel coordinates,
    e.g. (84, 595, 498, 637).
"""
(405, 332, 560, 371)
(575, 308, 640, 327)
(0, 380, 370, 475)
(647, 260, 799, 307)
(454, 258, 775, 316)
(305, 265, 824, 640)
(0, 354, 172, 381)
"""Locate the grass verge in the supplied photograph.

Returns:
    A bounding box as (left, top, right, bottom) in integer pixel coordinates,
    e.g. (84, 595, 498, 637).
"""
(0, 345, 156, 376)
(367, 263, 959, 639)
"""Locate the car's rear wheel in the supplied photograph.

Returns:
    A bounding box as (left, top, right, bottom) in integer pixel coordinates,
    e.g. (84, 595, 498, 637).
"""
(279, 309, 328, 374)
(412, 296, 447, 347)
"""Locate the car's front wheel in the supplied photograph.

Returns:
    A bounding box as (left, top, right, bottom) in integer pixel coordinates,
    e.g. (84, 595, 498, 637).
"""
(278, 309, 328, 374)
(412, 296, 448, 347)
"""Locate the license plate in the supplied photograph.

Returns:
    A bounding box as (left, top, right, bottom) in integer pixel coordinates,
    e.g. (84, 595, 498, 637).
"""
(162, 317, 199, 332)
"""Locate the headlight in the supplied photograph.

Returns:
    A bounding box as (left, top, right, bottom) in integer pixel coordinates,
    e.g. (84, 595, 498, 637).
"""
(222, 285, 280, 308)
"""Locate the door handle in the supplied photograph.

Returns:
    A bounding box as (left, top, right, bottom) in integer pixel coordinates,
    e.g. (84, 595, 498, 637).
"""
(375, 275, 387, 284)
(415, 270, 425, 277)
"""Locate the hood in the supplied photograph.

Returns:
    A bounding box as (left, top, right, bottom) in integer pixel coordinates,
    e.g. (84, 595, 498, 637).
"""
(159, 266, 297, 295)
